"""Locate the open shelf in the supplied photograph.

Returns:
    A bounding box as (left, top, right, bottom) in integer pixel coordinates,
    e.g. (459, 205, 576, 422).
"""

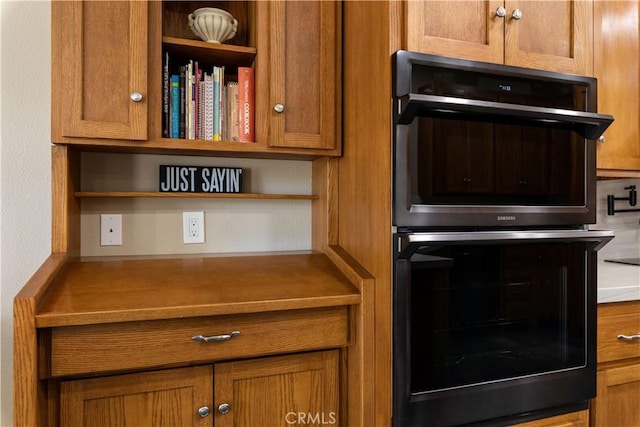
(162, 36, 256, 67)
(75, 191, 318, 201)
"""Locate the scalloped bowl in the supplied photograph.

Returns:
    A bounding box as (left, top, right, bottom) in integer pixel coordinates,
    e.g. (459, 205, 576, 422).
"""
(188, 8, 238, 44)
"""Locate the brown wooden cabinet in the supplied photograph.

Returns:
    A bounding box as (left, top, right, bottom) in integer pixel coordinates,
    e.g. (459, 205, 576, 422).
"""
(255, 1, 341, 152)
(406, 0, 593, 75)
(509, 410, 589, 427)
(51, 0, 341, 158)
(15, 254, 359, 427)
(52, 1, 149, 141)
(591, 301, 640, 427)
(594, 1, 640, 176)
(214, 351, 339, 427)
(60, 366, 213, 426)
(58, 351, 339, 427)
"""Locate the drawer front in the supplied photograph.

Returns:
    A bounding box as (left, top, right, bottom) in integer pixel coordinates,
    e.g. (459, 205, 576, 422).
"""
(47, 307, 349, 377)
(598, 303, 640, 364)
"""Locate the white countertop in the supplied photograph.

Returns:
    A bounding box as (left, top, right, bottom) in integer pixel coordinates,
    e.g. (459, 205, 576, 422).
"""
(597, 260, 640, 303)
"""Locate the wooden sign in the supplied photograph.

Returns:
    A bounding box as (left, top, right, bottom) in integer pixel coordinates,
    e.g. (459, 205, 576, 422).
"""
(159, 165, 243, 193)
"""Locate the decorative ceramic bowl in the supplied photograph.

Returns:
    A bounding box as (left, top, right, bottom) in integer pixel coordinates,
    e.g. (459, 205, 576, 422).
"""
(188, 8, 238, 44)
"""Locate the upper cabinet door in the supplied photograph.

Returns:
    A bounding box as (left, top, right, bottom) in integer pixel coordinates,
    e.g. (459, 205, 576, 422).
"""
(406, 1, 505, 64)
(256, 0, 341, 151)
(405, 1, 592, 76)
(594, 1, 640, 174)
(504, 1, 593, 75)
(52, 1, 148, 141)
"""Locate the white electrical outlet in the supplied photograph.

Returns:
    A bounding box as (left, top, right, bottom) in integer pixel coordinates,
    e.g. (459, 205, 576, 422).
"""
(183, 211, 205, 244)
(100, 214, 122, 246)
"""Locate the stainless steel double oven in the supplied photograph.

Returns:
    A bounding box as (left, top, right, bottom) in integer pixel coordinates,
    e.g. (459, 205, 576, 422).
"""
(392, 51, 614, 426)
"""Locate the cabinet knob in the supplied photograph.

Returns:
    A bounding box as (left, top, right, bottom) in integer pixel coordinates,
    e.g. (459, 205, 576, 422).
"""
(597, 135, 606, 144)
(273, 103, 285, 113)
(496, 6, 506, 18)
(130, 92, 143, 102)
(512, 9, 523, 20)
(218, 403, 231, 415)
(198, 406, 210, 418)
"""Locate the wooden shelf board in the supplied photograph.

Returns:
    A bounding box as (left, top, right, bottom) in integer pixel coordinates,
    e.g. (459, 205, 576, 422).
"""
(162, 36, 256, 67)
(34, 252, 361, 327)
(75, 191, 318, 200)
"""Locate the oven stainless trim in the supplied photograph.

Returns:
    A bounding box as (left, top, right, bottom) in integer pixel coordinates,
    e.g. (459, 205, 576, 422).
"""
(398, 229, 614, 259)
(395, 93, 613, 140)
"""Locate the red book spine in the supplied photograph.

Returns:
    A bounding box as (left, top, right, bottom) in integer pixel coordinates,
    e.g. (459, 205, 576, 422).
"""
(237, 67, 255, 142)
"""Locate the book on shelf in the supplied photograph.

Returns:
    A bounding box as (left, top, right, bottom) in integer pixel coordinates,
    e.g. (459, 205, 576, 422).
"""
(237, 67, 255, 143)
(226, 81, 239, 142)
(170, 75, 179, 139)
(163, 54, 253, 143)
(179, 66, 186, 139)
(162, 51, 169, 138)
(213, 66, 221, 141)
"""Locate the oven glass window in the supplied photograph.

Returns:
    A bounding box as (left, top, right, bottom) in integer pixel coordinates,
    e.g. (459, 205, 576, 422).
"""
(410, 118, 587, 207)
(407, 241, 586, 394)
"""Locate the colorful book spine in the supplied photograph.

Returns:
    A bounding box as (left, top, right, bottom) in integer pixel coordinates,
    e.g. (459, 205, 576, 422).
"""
(179, 66, 186, 139)
(237, 67, 255, 142)
(162, 51, 169, 138)
(170, 75, 180, 138)
(213, 66, 221, 141)
(226, 81, 239, 142)
(204, 73, 214, 141)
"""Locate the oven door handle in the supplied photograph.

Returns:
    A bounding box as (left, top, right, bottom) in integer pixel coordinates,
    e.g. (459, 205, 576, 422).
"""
(398, 230, 614, 259)
(395, 93, 614, 140)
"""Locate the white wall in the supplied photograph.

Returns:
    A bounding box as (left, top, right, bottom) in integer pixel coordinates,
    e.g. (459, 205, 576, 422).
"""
(0, 1, 52, 425)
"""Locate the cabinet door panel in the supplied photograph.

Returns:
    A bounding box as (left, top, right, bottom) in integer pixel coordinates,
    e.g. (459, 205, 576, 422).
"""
(504, 1, 592, 75)
(594, 1, 640, 173)
(53, 1, 148, 141)
(60, 366, 212, 426)
(406, 0, 504, 64)
(214, 350, 339, 427)
(264, 1, 339, 150)
(593, 363, 640, 427)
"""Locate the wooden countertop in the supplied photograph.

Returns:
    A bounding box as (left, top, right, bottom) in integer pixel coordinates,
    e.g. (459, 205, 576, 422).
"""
(35, 252, 361, 327)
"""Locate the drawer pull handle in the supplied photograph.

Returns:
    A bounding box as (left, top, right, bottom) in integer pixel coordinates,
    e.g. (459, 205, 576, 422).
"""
(192, 331, 240, 343)
(617, 333, 640, 341)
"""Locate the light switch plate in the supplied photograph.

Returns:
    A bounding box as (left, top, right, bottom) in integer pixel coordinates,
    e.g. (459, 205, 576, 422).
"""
(100, 214, 122, 246)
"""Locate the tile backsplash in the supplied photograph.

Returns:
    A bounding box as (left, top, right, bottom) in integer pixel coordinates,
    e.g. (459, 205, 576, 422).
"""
(594, 178, 640, 260)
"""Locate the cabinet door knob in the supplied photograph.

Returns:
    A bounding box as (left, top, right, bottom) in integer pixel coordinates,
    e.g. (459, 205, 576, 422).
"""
(617, 333, 640, 341)
(198, 406, 210, 418)
(218, 403, 231, 415)
(597, 135, 606, 144)
(512, 9, 523, 20)
(496, 6, 506, 18)
(273, 103, 285, 113)
(130, 92, 143, 102)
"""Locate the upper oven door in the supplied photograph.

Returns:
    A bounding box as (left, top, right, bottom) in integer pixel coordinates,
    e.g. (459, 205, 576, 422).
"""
(392, 51, 613, 229)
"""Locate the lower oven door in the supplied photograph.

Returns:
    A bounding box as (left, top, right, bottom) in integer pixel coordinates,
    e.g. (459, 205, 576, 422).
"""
(393, 229, 613, 427)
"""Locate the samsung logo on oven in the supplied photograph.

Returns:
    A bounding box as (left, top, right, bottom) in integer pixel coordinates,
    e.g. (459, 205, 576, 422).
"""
(497, 215, 517, 221)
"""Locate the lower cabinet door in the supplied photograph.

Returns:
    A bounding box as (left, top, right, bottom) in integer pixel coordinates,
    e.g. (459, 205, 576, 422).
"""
(59, 365, 213, 426)
(509, 409, 589, 426)
(592, 362, 640, 427)
(214, 350, 340, 427)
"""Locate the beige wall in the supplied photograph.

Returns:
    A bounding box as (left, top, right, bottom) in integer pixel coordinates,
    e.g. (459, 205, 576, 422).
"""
(0, 2, 52, 425)
(80, 153, 312, 257)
